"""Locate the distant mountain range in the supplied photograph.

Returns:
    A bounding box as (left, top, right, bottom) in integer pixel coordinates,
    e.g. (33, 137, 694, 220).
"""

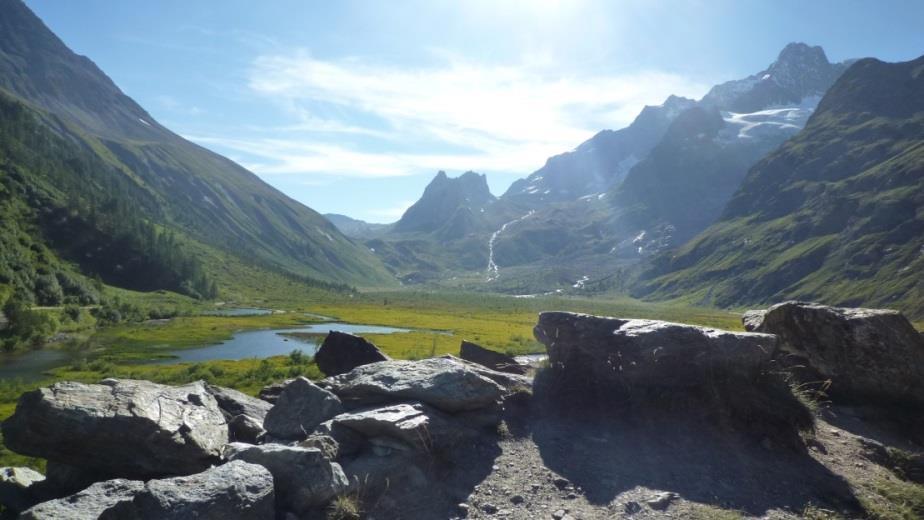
(0, 0, 395, 300)
(331, 42, 863, 297)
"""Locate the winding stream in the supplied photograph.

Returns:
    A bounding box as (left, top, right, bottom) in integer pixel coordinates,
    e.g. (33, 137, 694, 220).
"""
(486, 210, 535, 281)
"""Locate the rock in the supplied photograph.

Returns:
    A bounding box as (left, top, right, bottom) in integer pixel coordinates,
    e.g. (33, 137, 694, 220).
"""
(460, 340, 527, 375)
(624, 501, 642, 514)
(258, 379, 294, 404)
(19, 479, 143, 520)
(315, 331, 391, 377)
(223, 442, 348, 513)
(263, 377, 343, 441)
(312, 420, 367, 457)
(534, 312, 777, 389)
(36, 461, 110, 499)
(126, 460, 274, 519)
(859, 438, 924, 483)
(227, 414, 265, 444)
(743, 301, 924, 403)
(298, 434, 340, 460)
(1, 379, 228, 479)
(327, 402, 473, 451)
(438, 355, 531, 393)
(0, 466, 45, 512)
(205, 384, 272, 423)
(321, 357, 506, 413)
(646, 491, 677, 510)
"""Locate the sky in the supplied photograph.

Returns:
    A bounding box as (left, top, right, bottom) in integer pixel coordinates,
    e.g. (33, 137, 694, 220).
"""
(25, 0, 924, 223)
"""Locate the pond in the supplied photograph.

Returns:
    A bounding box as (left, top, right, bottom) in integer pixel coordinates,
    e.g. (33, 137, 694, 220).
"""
(0, 322, 413, 381)
(152, 322, 410, 364)
(0, 348, 82, 382)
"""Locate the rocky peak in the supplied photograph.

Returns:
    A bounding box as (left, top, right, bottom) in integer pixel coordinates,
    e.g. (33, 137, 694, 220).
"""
(393, 171, 495, 234)
(701, 42, 848, 113)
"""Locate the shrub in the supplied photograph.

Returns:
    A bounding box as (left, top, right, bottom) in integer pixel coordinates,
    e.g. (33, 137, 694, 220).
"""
(33, 274, 63, 306)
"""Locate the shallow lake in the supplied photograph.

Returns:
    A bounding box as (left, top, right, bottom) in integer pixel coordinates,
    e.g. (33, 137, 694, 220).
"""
(0, 348, 81, 382)
(0, 322, 413, 381)
(152, 322, 411, 364)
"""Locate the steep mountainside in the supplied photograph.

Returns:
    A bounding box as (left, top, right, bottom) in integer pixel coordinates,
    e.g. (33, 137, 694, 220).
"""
(636, 54, 924, 316)
(502, 95, 695, 206)
(0, 0, 393, 287)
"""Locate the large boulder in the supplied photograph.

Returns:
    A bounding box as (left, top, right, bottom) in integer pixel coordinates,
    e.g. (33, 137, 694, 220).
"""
(321, 357, 506, 413)
(125, 460, 274, 519)
(223, 443, 348, 513)
(263, 377, 343, 441)
(459, 340, 527, 374)
(19, 479, 143, 520)
(205, 384, 272, 423)
(0, 466, 45, 512)
(326, 402, 474, 451)
(534, 312, 777, 389)
(1, 379, 228, 479)
(743, 301, 924, 404)
(315, 331, 391, 377)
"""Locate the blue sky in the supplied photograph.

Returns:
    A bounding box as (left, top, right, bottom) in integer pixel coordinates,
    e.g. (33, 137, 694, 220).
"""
(26, 0, 924, 222)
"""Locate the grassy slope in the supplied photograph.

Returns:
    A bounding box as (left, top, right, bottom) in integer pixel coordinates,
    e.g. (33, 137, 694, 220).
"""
(637, 56, 924, 318)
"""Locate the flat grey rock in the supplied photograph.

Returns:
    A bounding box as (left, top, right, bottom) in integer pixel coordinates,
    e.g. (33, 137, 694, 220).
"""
(321, 357, 506, 413)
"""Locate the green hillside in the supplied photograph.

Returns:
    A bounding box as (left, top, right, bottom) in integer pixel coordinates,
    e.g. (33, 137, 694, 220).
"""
(0, 0, 394, 288)
(636, 55, 924, 317)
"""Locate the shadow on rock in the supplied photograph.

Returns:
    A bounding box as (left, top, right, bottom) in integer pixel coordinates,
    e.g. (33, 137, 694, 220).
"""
(530, 369, 863, 516)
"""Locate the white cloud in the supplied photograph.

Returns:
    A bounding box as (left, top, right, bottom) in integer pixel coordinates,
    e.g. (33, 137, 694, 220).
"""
(196, 51, 709, 179)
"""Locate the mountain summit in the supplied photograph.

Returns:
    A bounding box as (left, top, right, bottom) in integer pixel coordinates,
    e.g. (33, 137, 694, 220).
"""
(702, 42, 848, 113)
(394, 171, 495, 237)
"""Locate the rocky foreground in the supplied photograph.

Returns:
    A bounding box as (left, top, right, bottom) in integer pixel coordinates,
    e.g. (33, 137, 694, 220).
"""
(1, 302, 923, 519)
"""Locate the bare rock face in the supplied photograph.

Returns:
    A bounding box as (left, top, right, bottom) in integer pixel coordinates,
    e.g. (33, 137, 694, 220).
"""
(321, 357, 506, 413)
(125, 460, 275, 519)
(1, 379, 228, 479)
(223, 443, 348, 514)
(743, 301, 924, 404)
(19, 479, 143, 520)
(315, 331, 391, 377)
(534, 312, 777, 389)
(459, 340, 528, 375)
(0, 466, 45, 512)
(263, 377, 344, 441)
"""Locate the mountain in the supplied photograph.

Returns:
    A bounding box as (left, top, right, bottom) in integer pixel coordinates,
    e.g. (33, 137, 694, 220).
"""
(635, 54, 924, 316)
(0, 0, 393, 288)
(484, 43, 850, 273)
(324, 214, 390, 239)
(368, 43, 853, 292)
(392, 171, 496, 240)
(502, 95, 695, 206)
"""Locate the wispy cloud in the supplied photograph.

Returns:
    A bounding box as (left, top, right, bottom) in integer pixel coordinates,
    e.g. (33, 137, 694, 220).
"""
(197, 51, 709, 179)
